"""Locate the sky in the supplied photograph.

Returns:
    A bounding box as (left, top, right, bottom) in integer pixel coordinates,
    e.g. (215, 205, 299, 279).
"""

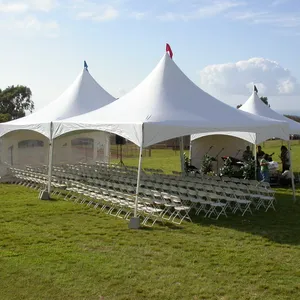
(0, 0, 299, 114)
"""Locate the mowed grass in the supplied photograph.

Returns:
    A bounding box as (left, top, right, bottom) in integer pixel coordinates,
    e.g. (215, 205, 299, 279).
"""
(1, 185, 300, 299)
(1, 139, 300, 299)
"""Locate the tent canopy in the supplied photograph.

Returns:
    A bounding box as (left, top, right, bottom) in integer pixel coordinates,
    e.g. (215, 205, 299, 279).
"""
(191, 91, 297, 144)
(240, 91, 300, 134)
(54, 54, 289, 147)
(0, 67, 115, 139)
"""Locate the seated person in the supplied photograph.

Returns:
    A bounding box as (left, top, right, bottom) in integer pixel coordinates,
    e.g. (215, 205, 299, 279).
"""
(243, 146, 253, 161)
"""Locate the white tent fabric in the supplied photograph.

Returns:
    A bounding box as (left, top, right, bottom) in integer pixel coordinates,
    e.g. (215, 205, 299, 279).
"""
(190, 90, 297, 201)
(54, 54, 289, 147)
(0, 67, 115, 188)
(0, 68, 115, 138)
(191, 91, 299, 143)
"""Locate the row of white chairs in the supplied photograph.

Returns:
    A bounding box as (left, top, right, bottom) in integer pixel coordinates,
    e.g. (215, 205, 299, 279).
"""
(48, 163, 277, 213)
(64, 181, 192, 226)
(9, 165, 276, 226)
(69, 168, 276, 213)
(83, 178, 272, 216)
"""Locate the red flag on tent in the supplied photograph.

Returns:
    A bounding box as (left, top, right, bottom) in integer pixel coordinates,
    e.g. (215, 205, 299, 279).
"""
(166, 43, 173, 59)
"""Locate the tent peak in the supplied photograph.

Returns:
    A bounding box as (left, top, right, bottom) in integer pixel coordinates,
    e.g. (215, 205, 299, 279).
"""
(84, 60, 88, 72)
(166, 43, 173, 59)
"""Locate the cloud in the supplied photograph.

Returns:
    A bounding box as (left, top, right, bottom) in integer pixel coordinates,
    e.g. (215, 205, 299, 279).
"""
(228, 11, 300, 28)
(199, 57, 300, 96)
(157, 0, 246, 21)
(271, 0, 290, 6)
(117, 88, 127, 97)
(0, 0, 59, 37)
(0, 0, 57, 13)
(0, 15, 60, 37)
(26, 0, 58, 12)
(77, 5, 119, 21)
(0, 3, 28, 13)
(72, 1, 120, 22)
(130, 11, 147, 20)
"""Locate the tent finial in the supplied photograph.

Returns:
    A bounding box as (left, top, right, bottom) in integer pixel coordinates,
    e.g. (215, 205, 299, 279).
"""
(84, 60, 88, 72)
(254, 85, 258, 94)
(166, 43, 173, 59)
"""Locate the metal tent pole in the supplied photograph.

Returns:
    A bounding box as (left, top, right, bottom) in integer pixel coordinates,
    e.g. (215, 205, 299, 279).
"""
(129, 124, 144, 229)
(40, 122, 53, 200)
(253, 143, 257, 181)
(179, 136, 185, 175)
(288, 140, 296, 202)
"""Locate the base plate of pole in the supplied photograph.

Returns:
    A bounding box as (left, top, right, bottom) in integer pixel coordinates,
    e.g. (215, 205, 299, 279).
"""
(128, 217, 140, 229)
(39, 190, 51, 200)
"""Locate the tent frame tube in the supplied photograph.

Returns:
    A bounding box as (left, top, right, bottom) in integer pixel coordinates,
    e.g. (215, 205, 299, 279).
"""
(288, 140, 296, 202)
(131, 124, 144, 229)
(47, 122, 54, 198)
(179, 136, 185, 175)
(254, 143, 257, 181)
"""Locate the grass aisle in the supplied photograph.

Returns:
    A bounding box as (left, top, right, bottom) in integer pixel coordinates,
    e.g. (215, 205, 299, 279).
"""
(1, 185, 300, 300)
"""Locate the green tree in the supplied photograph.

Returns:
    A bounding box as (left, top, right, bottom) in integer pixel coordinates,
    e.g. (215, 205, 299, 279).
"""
(237, 96, 270, 109)
(0, 113, 11, 123)
(260, 96, 270, 107)
(0, 85, 34, 123)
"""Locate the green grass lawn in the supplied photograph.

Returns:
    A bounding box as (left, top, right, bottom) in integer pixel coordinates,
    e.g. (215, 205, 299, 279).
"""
(1, 139, 300, 299)
(1, 184, 300, 300)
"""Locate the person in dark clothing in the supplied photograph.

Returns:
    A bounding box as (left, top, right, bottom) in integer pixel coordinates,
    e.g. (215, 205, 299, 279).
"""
(280, 146, 290, 173)
(257, 146, 265, 160)
(243, 146, 253, 161)
(256, 146, 265, 180)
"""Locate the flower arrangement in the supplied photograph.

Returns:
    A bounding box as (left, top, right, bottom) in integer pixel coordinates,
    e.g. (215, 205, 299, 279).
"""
(201, 154, 214, 174)
(240, 158, 255, 180)
(219, 157, 234, 177)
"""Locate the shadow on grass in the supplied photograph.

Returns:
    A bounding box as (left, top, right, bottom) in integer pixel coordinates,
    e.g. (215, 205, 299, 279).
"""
(190, 189, 300, 245)
(140, 221, 184, 231)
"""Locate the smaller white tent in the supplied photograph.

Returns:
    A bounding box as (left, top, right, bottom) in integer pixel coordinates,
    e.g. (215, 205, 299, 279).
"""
(191, 90, 298, 200)
(192, 90, 300, 144)
(0, 64, 115, 179)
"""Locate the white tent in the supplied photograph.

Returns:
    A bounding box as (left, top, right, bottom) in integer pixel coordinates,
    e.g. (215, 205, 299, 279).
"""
(0, 64, 115, 191)
(192, 91, 300, 144)
(0, 65, 115, 138)
(54, 53, 289, 223)
(191, 90, 298, 200)
(54, 55, 289, 145)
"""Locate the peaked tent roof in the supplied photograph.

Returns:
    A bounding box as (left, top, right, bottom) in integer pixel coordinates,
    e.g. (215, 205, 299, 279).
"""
(54, 53, 288, 147)
(240, 91, 300, 134)
(0, 67, 115, 139)
(191, 91, 298, 143)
